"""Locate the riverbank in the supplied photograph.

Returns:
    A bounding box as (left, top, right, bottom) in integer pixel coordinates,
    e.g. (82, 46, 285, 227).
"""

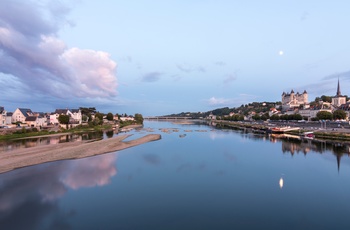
(0, 134, 161, 174)
(215, 120, 350, 142)
(0, 123, 145, 141)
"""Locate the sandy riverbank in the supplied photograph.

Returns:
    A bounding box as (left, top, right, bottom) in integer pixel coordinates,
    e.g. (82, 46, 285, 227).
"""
(0, 134, 161, 174)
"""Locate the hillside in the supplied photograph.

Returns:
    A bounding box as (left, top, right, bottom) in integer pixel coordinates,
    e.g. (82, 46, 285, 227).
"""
(162, 101, 281, 119)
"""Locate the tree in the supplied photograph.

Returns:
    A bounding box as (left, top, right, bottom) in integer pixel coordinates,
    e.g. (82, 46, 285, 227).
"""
(252, 114, 261, 120)
(316, 111, 333, 120)
(321, 95, 332, 103)
(270, 114, 280, 120)
(106, 112, 114, 121)
(80, 107, 97, 115)
(82, 115, 89, 122)
(134, 113, 144, 124)
(333, 109, 346, 120)
(260, 112, 269, 121)
(95, 112, 104, 121)
(58, 114, 70, 129)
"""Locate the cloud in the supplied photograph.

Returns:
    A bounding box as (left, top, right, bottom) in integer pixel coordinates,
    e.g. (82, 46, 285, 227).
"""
(300, 11, 309, 21)
(208, 97, 233, 106)
(214, 61, 226, 66)
(207, 94, 259, 107)
(176, 63, 206, 73)
(141, 72, 163, 82)
(223, 73, 237, 85)
(322, 70, 350, 81)
(0, 0, 118, 100)
(297, 70, 350, 97)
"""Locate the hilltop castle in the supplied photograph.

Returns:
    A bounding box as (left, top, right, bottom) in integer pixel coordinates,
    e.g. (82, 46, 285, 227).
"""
(282, 90, 308, 111)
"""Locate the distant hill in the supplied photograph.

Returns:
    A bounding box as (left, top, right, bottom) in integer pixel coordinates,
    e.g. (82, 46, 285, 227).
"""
(162, 101, 281, 119)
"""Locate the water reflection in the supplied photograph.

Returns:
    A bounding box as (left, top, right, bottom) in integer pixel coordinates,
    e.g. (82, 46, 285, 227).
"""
(272, 135, 350, 172)
(1, 121, 350, 229)
(0, 131, 109, 153)
(279, 177, 284, 189)
(0, 153, 118, 229)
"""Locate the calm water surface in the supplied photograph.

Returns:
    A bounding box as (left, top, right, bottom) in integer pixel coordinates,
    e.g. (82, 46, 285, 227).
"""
(1, 121, 350, 230)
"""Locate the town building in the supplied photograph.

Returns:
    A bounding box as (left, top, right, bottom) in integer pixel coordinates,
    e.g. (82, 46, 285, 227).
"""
(5, 112, 12, 125)
(331, 79, 347, 108)
(0, 107, 6, 125)
(50, 109, 82, 125)
(12, 108, 34, 123)
(25, 116, 48, 128)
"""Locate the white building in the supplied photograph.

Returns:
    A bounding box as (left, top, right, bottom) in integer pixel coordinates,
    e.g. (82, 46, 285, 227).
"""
(12, 108, 34, 123)
(120, 116, 135, 121)
(282, 90, 308, 111)
(50, 109, 82, 124)
(331, 79, 347, 108)
(0, 107, 6, 125)
(298, 102, 332, 120)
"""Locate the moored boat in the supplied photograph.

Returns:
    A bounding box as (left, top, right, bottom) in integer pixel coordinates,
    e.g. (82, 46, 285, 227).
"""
(302, 131, 314, 139)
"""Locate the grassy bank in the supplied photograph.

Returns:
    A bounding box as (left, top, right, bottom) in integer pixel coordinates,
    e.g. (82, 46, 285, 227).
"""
(0, 129, 57, 141)
(0, 124, 115, 141)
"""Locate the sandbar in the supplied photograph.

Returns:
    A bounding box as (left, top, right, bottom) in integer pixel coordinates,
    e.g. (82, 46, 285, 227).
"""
(0, 134, 161, 174)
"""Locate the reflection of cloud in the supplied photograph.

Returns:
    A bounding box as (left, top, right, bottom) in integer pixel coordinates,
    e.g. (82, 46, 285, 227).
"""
(143, 154, 161, 165)
(177, 163, 192, 172)
(214, 170, 226, 176)
(0, 153, 118, 229)
(62, 154, 117, 190)
(209, 131, 227, 140)
(223, 152, 236, 162)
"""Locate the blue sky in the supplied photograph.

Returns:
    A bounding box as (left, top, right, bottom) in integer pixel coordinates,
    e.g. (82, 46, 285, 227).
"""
(1, 0, 350, 116)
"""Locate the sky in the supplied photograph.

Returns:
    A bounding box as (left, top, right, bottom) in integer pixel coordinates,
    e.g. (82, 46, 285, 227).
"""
(1, 0, 350, 116)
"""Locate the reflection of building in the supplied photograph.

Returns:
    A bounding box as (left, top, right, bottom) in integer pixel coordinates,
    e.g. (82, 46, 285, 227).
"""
(282, 140, 311, 155)
(279, 135, 350, 172)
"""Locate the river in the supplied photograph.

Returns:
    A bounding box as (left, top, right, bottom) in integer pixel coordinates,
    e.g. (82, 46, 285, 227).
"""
(1, 120, 350, 230)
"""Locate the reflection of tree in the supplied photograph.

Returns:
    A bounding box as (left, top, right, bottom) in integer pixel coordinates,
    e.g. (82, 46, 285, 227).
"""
(106, 130, 114, 138)
(0, 153, 118, 229)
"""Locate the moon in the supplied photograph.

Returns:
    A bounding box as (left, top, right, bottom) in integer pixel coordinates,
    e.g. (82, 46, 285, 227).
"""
(279, 50, 284, 56)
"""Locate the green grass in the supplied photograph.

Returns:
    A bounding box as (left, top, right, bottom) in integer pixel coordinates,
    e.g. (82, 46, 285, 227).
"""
(0, 130, 58, 141)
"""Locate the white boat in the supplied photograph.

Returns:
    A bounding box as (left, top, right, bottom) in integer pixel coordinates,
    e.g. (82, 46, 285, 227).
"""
(302, 131, 314, 139)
